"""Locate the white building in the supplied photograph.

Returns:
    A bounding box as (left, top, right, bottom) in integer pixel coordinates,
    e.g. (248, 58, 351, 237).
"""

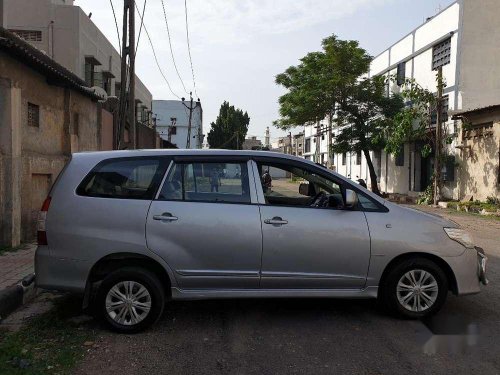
(303, 123, 332, 166)
(153, 100, 203, 149)
(0, 0, 153, 120)
(328, 0, 500, 199)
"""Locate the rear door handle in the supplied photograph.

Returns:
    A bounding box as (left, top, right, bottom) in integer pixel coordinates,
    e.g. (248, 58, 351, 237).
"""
(264, 217, 288, 226)
(153, 212, 178, 222)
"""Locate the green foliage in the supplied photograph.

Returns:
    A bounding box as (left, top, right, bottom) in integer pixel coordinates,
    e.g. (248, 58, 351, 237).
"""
(385, 76, 436, 157)
(447, 199, 499, 214)
(417, 184, 434, 205)
(0, 243, 29, 256)
(0, 296, 95, 375)
(331, 76, 405, 155)
(274, 34, 371, 129)
(486, 196, 500, 205)
(207, 101, 250, 149)
(274, 34, 406, 194)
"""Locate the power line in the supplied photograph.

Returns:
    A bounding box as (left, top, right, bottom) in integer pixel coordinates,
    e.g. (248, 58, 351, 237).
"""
(109, 0, 121, 55)
(184, 0, 198, 98)
(215, 132, 238, 149)
(134, 1, 180, 99)
(135, 0, 147, 58)
(160, 0, 189, 94)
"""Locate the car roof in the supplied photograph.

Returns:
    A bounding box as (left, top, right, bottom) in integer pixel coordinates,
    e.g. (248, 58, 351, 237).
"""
(72, 149, 308, 163)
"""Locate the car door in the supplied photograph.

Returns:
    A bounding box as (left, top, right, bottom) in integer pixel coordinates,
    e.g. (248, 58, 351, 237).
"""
(146, 157, 263, 289)
(253, 158, 371, 289)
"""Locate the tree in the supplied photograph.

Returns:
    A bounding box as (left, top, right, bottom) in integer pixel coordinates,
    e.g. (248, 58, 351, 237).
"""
(275, 34, 403, 194)
(385, 77, 436, 157)
(275, 35, 371, 130)
(332, 77, 404, 194)
(207, 101, 250, 149)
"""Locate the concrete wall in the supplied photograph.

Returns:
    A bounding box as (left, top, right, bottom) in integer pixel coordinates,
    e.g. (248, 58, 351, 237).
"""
(153, 100, 203, 149)
(0, 50, 100, 246)
(100, 108, 114, 151)
(458, 0, 500, 110)
(0, 0, 5, 27)
(137, 123, 157, 149)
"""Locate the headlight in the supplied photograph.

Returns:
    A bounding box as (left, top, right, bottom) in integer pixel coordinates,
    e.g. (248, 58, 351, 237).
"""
(444, 228, 474, 248)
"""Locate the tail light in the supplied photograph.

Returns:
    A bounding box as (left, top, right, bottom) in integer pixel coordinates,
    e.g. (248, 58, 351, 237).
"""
(37, 197, 51, 245)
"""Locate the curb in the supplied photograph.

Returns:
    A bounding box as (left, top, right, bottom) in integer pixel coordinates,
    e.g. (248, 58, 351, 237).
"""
(0, 274, 37, 321)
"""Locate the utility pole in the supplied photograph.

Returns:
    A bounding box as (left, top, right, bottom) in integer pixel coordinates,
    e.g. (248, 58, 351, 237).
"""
(182, 92, 201, 149)
(315, 121, 321, 163)
(168, 117, 176, 143)
(128, 0, 136, 149)
(433, 66, 444, 206)
(117, 0, 135, 149)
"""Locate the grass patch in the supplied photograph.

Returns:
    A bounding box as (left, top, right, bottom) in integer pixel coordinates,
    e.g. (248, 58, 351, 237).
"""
(0, 244, 30, 256)
(442, 208, 500, 222)
(0, 296, 96, 375)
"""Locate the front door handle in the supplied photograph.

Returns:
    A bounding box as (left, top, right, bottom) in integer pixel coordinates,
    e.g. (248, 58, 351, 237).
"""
(264, 217, 288, 226)
(153, 212, 178, 222)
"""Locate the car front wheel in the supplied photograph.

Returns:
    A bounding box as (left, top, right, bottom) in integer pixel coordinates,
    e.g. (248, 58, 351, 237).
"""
(97, 267, 165, 333)
(381, 257, 448, 319)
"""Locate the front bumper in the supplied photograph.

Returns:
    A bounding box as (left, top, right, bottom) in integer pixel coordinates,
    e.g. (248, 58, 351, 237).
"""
(445, 246, 488, 295)
(475, 246, 488, 285)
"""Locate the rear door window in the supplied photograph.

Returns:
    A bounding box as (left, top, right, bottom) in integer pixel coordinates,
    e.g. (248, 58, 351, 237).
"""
(77, 157, 168, 200)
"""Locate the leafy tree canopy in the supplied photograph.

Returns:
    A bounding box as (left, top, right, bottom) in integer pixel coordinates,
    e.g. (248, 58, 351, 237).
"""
(385, 76, 438, 158)
(274, 35, 371, 129)
(207, 101, 250, 149)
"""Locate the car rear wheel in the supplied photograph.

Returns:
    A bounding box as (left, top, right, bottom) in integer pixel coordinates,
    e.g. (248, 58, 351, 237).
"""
(381, 257, 448, 319)
(97, 267, 165, 333)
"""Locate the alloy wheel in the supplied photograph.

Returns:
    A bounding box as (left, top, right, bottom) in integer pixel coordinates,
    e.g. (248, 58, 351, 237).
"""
(396, 269, 439, 312)
(105, 281, 152, 326)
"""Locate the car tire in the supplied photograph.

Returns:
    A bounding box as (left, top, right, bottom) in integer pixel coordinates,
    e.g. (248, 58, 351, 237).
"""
(380, 257, 448, 319)
(96, 267, 165, 333)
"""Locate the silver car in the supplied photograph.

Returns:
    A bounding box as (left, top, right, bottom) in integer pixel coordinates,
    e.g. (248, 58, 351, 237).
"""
(35, 150, 487, 332)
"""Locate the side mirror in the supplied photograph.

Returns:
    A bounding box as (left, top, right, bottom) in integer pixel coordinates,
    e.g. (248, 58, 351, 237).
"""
(299, 183, 310, 196)
(345, 189, 359, 208)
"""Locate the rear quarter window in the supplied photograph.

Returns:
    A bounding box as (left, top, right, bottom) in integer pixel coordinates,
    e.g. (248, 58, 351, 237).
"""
(77, 157, 168, 200)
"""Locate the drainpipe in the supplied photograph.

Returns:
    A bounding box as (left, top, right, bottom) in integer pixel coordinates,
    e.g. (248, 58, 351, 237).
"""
(408, 143, 412, 192)
(48, 21, 54, 58)
(385, 151, 388, 193)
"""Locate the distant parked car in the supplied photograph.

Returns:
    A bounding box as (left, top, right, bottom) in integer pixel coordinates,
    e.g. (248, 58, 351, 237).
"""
(35, 150, 487, 332)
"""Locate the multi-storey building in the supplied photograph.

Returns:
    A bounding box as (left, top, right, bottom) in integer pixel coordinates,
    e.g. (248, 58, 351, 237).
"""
(242, 136, 263, 150)
(152, 100, 203, 149)
(330, 0, 500, 200)
(0, 0, 153, 127)
(303, 123, 332, 167)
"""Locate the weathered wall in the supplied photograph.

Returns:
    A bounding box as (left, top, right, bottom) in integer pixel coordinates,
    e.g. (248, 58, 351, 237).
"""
(0, 77, 22, 246)
(100, 108, 114, 151)
(137, 123, 156, 149)
(456, 112, 500, 201)
(0, 50, 99, 245)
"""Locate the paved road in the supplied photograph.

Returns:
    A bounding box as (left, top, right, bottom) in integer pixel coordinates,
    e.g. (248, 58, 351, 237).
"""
(75, 207, 500, 375)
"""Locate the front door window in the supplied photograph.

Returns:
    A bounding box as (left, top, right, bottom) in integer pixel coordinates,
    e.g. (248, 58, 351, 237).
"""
(257, 163, 344, 209)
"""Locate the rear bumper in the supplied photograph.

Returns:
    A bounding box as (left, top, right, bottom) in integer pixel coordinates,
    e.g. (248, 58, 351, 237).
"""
(35, 246, 90, 294)
(446, 246, 487, 296)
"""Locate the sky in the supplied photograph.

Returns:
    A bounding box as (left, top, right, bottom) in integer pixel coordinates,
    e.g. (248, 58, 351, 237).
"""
(76, 0, 455, 142)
